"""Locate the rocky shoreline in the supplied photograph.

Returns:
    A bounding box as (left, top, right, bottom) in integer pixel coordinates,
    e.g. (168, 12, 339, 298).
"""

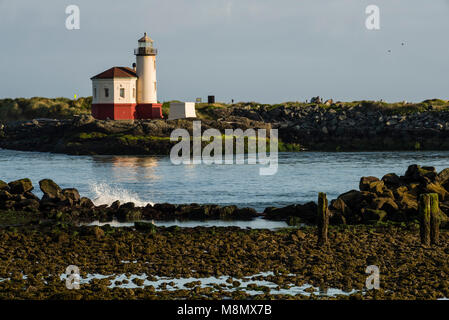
(1, 164, 449, 227)
(2, 100, 449, 154)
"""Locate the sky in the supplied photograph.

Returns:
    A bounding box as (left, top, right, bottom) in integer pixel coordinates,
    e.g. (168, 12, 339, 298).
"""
(0, 0, 448, 103)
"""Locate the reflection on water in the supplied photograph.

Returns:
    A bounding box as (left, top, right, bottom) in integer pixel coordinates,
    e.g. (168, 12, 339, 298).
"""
(84, 217, 292, 230)
(2, 149, 449, 211)
(58, 271, 357, 297)
(93, 156, 161, 181)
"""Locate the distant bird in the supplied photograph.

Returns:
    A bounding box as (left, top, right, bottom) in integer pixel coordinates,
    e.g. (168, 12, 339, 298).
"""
(387, 50, 392, 53)
(401, 42, 405, 46)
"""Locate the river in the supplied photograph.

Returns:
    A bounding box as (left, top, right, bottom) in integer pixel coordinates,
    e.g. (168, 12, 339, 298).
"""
(1, 148, 449, 211)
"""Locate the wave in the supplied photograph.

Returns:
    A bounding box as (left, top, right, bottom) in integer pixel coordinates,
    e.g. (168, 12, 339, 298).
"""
(88, 182, 153, 207)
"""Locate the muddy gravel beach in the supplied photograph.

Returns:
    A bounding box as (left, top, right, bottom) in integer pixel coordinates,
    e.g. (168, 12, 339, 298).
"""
(0, 223, 448, 300)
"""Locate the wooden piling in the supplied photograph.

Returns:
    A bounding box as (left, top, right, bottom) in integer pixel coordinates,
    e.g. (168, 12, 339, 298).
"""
(419, 194, 431, 247)
(429, 193, 440, 245)
(317, 192, 329, 246)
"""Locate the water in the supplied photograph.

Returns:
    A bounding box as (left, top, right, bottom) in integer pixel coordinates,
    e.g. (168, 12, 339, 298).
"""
(84, 217, 292, 229)
(1, 148, 449, 211)
(58, 271, 356, 297)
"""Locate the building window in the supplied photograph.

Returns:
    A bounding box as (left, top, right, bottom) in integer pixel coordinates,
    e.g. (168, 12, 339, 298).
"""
(94, 88, 96, 98)
(104, 88, 109, 98)
(120, 88, 125, 98)
(133, 87, 136, 98)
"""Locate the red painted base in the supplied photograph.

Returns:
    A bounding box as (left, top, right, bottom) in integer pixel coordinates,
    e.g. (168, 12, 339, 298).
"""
(92, 103, 164, 120)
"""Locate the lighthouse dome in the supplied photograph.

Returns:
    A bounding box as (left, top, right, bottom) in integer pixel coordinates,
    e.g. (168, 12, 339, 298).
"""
(138, 32, 153, 43)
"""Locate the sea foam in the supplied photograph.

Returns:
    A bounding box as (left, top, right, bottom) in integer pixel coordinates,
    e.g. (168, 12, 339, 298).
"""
(89, 182, 153, 207)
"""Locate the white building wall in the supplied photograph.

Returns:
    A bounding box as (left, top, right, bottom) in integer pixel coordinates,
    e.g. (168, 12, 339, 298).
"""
(92, 78, 137, 104)
(136, 55, 157, 104)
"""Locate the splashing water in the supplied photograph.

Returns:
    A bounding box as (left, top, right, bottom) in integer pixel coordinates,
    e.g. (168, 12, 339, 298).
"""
(89, 182, 152, 207)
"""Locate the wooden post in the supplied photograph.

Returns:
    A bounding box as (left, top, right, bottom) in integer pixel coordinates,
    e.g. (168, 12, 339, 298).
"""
(429, 193, 440, 245)
(419, 194, 431, 247)
(317, 192, 329, 246)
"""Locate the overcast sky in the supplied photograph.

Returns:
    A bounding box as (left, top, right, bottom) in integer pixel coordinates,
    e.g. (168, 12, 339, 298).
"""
(0, 0, 448, 103)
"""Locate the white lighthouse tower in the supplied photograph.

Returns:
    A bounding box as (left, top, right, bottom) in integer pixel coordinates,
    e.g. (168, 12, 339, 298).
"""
(135, 32, 158, 104)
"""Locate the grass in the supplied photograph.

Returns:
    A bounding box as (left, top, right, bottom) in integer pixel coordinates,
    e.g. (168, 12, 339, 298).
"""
(2, 97, 449, 122)
(0, 97, 91, 121)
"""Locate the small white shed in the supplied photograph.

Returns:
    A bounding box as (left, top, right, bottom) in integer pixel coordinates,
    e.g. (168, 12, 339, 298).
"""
(168, 102, 197, 120)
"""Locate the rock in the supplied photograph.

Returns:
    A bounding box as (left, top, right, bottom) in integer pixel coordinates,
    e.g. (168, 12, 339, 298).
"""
(233, 207, 258, 219)
(24, 192, 40, 201)
(218, 205, 238, 218)
(0, 190, 13, 201)
(62, 188, 80, 203)
(382, 173, 401, 188)
(0, 180, 10, 191)
(153, 203, 176, 214)
(329, 198, 351, 217)
(437, 168, 449, 185)
(15, 199, 40, 211)
(368, 181, 386, 195)
(117, 202, 141, 221)
(8, 178, 33, 194)
(397, 193, 418, 212)
(110, 200, 121, 210)
(372, 197, 399, 215)
(359, 177, 380, 191)
(362, 209, 387, 222)
(424, 183, 449, 201)
(134, 221, 157, 234)
(264, 202, 317, 223)
(39, 179, 63, 200)
(404, 164, 437, 183)
(80, 197, 95, 208)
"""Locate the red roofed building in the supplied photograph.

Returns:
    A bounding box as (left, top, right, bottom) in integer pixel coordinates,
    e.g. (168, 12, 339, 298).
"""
(90, 33, 163, 120)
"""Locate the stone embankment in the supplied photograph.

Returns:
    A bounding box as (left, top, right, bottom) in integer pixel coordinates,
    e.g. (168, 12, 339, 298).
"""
(2, 102, 449, 154)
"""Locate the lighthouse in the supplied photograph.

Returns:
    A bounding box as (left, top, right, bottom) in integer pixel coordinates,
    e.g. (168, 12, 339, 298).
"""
(90, 33, 163, 120)
(135, 33, 157, 105)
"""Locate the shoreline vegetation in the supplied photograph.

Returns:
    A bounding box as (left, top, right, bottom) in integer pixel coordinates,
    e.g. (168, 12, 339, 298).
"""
(1, 164, 449, 299)
(2, 97, 449, 154)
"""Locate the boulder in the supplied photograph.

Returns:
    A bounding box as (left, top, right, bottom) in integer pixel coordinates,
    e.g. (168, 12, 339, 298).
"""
(329, 198, 351, 217)
(397, 193, 418, 212)
(62, 188, 80, 203)
(110, 200, 120, 210)
(80, 197, 95, 208)
(404, 164, 437, 183)
(15, 199, 40, 211)
(39, 179, 63, 200)
(437, 168, 449, 185)
(372, 197, 399, 215)
(382, 173, 402, 188)
(8, 178, 33, 194)
(362, 209, 387, 222)
(24, 192, 40, 201)
(359, 176, 380, 191)
(424, 183, 449, 201)
(0, 190, 13, 201)
(0, 180, 10, 191)
(233, 207, 258, 219)
(117, 202, 142, 221)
